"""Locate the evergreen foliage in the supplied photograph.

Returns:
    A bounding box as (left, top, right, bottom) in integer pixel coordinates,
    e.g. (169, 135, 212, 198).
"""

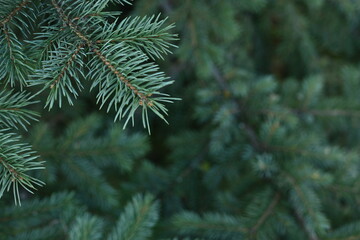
(0, 129, 43, 205)
(0, 89, 38, 129)
(2, 0, 360, 239)
(0, 0, 176, 207)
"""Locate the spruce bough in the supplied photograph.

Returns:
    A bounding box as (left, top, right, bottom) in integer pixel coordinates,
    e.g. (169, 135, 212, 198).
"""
(0, 0, 177, 204)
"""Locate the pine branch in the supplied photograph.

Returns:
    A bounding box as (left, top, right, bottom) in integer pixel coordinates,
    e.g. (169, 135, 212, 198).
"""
(285, 173, 326, 240)
(0, 192, 79, 238)
(325, 221, 360, 240)
(52, 117, 119, 209)
(210, 64, 266, 151)
(28, 0, 179, 132)
(0, 89, 39, 130)
(0, 25, 33, 87)
(69, 213, 104, 240)
(294, 209, 319, 240)
(95, 15, 178, 60)
(62, 158, 118, 209)
(107, 194, 159, 240)
(0, 0, 32, 26)
(34, 41, 86, 108)
(28, 115, 149, 209)
(35, 124, 147, 172)
(0, 0, 35, 87)
(50, 0, 153, 104)
(50, 43, 84, 89)
(0, 129, 44, 205)
(210, 64, 332, 239)
(249, 192, 280, 236)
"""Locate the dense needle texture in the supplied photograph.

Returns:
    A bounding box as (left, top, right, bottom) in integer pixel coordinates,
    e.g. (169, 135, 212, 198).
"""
(2, 0, 360, 240)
